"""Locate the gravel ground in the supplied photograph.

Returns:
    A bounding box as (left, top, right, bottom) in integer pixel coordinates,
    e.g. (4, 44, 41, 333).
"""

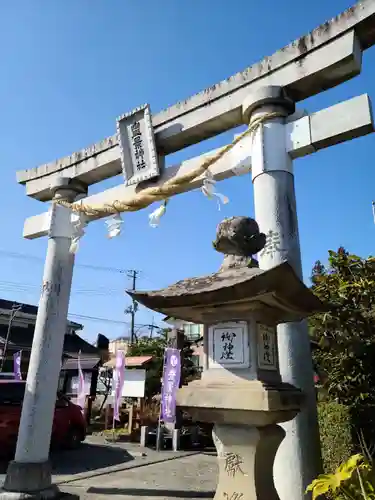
(60, 452, 218, 499)
(1, 436, 218, 499)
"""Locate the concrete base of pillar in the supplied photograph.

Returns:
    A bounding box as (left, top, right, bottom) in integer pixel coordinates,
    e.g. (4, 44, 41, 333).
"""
(156, 426, 164, 451)
(0, 461, 60, 500)
(213, 423, 285, 500)
(172, 429, 180, 451)
(140, 425, 148, 447)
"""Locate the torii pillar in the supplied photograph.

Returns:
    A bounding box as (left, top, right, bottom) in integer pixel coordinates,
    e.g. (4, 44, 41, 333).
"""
(243, 86, 321, 499)
(1, 178, 87, 500)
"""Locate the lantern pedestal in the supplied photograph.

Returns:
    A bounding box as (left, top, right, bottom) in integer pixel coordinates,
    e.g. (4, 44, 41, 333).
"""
(177, 317, 302, 499)
(213, 423, 284, 500)
(177, 376, 301, 500)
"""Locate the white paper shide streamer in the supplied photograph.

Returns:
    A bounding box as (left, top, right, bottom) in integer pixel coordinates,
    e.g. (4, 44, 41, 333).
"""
(201, 170, 229, 210)
(149, 201, 168, 228)
(70, 213, 88, 254)
(105, 214, 123, 239)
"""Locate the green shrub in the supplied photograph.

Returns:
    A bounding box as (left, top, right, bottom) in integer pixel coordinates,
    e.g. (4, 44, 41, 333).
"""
(307, 453, 375, 499)
(318, 401, 353, 473)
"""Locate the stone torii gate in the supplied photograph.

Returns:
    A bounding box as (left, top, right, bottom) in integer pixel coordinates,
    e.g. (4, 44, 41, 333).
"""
(2, 2, 375, 499)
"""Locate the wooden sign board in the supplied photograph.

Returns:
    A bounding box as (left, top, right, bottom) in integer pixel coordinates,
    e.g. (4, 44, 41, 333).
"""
(116, 103, 161, 186)
(110, 368, 146, 398)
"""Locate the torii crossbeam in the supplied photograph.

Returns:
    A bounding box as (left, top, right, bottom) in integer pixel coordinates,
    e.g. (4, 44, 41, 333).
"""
(23, 93, 373, 238)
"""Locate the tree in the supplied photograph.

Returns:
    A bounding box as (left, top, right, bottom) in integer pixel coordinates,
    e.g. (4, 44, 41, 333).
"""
(97, 368, 112, 413)
(127, 333, 167, 397)
(180, 337, 199, 385)
(309, 247, 375, 409)
(126, 328, 199, 397)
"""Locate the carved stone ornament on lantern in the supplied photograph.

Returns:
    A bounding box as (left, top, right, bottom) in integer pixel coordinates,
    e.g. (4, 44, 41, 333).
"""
(128, 216, 325, 500)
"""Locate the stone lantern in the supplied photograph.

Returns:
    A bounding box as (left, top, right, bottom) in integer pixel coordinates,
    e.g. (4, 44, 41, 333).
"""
(129, 216, 324, 500)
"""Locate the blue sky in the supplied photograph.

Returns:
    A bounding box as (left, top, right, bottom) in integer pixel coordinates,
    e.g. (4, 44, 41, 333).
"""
(0, 0, 374, 343)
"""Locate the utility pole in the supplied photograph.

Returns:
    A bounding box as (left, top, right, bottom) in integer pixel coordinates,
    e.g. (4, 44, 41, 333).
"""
(125, 269, 140, 344)
(0, 303, 22, 372)
(148, 317, 156, 338)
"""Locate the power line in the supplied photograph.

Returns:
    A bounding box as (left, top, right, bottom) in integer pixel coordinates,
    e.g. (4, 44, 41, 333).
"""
(0, 277, 157, 327)
(68, 313, 130, 325)
(0, 279, 126, 297)
(0, 305, 151, 328)
(0, 249, 157, 290)
(0, 249, 127, 274)
(0, 251, 158, 332)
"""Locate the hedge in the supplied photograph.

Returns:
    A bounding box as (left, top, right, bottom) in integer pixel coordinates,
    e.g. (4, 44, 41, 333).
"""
(318, 401, 353, 473)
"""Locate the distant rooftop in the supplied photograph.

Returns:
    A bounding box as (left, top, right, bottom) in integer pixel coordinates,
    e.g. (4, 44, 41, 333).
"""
(103, 355, 153, 369)
(0, 298, 83, 330)
(0, 323, 98, 357)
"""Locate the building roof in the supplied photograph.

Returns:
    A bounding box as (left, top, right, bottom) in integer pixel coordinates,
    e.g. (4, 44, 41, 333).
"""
(103, 355, 153, 369)
(0, 299, 82, 330)
(63, 334, 99, 357)
(61, 356, 100, 371)
(0, 324, 99, 357)
(0, 299, 39, 317)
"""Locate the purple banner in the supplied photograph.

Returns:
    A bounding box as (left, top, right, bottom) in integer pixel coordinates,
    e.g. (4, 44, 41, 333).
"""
(76, 351, 86, 412)
(113, 350, 126, 422)
(13, 351, 22, 380)
(161, 348, 181, 423)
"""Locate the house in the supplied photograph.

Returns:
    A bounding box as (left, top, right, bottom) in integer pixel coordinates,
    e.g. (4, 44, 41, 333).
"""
(97, 355, 154, 399)
(0, 298, 103, 397)
(163, 316, 204, 371)
(108, 336, 131, 355)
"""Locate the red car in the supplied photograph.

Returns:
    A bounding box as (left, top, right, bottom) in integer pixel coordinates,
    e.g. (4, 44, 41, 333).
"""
(0, 380, 86, 457)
